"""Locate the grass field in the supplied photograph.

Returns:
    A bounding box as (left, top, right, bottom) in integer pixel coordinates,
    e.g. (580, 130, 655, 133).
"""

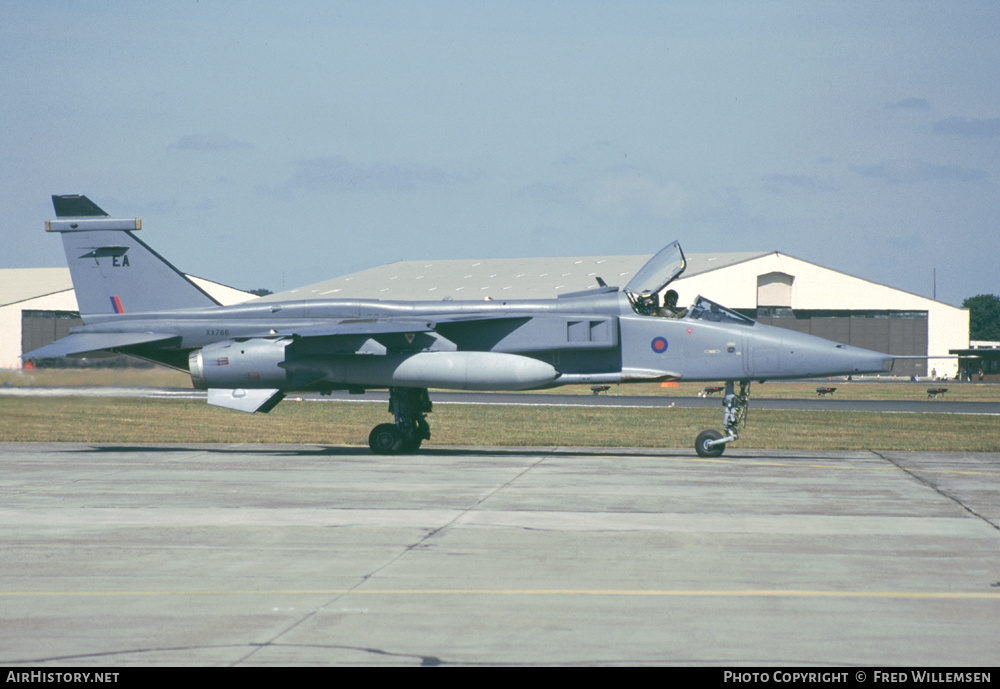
(2, 367, 193, 389)
(2, 393, 998, 452)
(3, 367, 998, 451)
(5, 366, 999, 400)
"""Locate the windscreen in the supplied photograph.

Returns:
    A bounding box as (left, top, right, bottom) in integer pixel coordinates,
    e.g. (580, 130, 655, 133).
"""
(687, 296, 755, 326)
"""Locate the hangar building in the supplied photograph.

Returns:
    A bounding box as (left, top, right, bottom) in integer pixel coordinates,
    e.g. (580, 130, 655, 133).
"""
(4, 250, 968, 378)
(261, 249, 969, 379)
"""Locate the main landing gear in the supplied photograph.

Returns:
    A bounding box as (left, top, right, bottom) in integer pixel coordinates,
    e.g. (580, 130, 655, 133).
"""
(695, 380, 750, 458)
(369, 387, 432, 455)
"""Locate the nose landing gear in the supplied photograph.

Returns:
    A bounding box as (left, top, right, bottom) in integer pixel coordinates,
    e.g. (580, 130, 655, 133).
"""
(695, 380, 750, 457)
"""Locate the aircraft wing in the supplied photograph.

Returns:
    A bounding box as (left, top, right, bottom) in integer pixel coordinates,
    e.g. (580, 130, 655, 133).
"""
(251, 315, 545, 356)
(244, 319, 451, 356)
(252, 320, 436, 339)
(256, 315, 532, 337)
(21, 332, 180, 360)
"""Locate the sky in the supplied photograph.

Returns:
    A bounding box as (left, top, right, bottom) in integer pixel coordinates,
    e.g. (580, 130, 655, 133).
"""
(3, 1, 998, 306)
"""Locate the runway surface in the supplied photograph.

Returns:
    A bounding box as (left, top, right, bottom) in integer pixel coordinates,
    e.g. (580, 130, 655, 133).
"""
(1, 442, 998, 666)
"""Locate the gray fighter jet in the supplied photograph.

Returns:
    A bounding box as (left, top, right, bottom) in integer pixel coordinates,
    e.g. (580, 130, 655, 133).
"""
(24, 195, 895, 457)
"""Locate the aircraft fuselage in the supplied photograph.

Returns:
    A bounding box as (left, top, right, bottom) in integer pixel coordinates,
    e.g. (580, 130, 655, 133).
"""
(72, 289, 893, 391)
(30, 198, 897, 456)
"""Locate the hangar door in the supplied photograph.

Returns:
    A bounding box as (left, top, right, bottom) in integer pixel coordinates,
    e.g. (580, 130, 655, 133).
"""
(21, 310, 82, 366)
(753, 309, 928, 377)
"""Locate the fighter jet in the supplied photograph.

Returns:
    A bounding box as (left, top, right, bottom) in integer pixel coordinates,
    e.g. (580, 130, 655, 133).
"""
(24, 195, 895, 457)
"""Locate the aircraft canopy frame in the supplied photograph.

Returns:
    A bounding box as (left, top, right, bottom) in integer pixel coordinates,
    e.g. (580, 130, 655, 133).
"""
(625, 241, 686, 297)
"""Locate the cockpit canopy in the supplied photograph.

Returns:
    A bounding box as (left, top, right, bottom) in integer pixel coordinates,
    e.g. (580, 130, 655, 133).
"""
(625, 240, 686, 297)
(625, 241, 687, 316)
(624, 241, 755, 326)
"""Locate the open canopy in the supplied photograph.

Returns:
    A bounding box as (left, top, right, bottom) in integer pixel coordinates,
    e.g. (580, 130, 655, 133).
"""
(625, 241, 686, 297)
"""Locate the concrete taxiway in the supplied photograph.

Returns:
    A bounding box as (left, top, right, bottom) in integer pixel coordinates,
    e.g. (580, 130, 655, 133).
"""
(1, 442, 998, 666)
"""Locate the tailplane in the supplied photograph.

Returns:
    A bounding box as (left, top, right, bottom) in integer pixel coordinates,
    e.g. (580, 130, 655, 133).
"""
(48, 195, 220, 320)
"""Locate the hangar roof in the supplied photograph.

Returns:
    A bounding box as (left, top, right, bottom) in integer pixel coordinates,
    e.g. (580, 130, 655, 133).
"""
(261, 250, 772, 302)
(0, 268, 74, 307)
(0, 250, 792, 308)
(0, 268, 255, 309)
(1, 248, 946, 311)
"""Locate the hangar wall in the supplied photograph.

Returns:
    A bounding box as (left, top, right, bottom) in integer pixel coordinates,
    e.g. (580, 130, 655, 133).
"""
(1, 291, 78, 369)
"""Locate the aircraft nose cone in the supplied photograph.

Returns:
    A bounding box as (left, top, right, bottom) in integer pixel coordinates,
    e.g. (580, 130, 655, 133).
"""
(834, 344, 896, 374)
(747, 325, 895, 379)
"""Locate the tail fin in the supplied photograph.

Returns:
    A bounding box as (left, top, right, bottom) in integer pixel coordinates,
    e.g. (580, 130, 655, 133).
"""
(52, 194, 111, 218)
(48, 195, 220, 320)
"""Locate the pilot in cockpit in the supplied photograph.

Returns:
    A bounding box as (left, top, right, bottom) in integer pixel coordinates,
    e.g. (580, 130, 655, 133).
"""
(661, 289, 688, 318)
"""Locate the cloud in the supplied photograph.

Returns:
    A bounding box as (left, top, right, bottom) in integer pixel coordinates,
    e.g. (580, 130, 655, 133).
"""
(885, 98, 931, 111)
(850, 159, 987, 184)
(288, 155, 462, 193)
(168, 133, 254, 151)
(932, 116, 1000, 137)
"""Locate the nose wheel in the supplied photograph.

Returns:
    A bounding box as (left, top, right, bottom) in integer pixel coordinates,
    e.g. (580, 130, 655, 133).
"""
(695, 380, 750, 457)
(695, 429, 725, 457)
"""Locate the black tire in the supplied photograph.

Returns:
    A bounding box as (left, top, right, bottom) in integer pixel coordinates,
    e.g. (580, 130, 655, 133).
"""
(369, 424, 402, 454)
(695, 429, 725, 458)
(399, 437, 423, 453)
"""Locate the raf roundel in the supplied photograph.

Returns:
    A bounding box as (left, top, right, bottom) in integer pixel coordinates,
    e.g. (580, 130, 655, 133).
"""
(651, 337, 668, 353)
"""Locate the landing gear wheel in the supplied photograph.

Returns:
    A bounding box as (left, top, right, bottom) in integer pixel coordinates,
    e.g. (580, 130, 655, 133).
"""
(695, 429, 725, 458)
(369, 424, 402, 455)
(399, 437, 423, 453)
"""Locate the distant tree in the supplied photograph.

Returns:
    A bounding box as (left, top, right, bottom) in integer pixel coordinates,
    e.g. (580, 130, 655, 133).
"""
(248, 288, 273, 297)
(963, 294, 1000, 341)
